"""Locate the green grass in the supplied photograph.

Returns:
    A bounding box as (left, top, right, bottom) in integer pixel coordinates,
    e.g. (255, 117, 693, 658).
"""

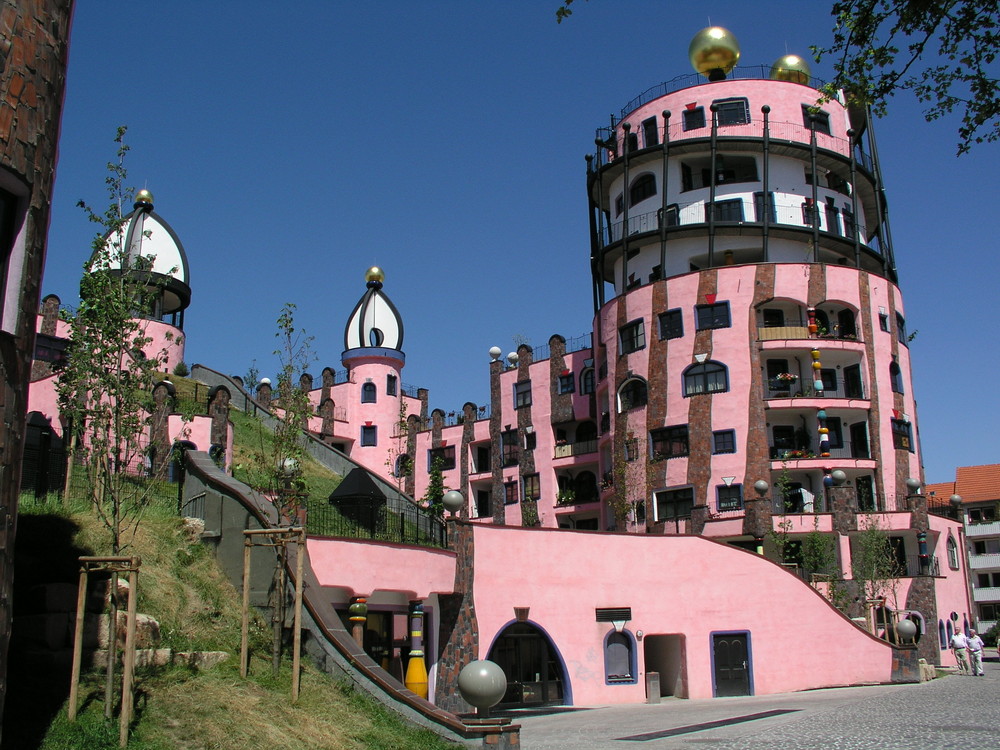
(12, 491, 459, 749)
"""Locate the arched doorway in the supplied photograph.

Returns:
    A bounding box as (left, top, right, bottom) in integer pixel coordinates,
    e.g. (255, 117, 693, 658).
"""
(487, 622, 567, 708)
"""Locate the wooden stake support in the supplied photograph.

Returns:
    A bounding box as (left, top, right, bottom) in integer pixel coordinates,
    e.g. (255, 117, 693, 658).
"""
(67, 556, 141, 748)
(239, 527, 306, 702)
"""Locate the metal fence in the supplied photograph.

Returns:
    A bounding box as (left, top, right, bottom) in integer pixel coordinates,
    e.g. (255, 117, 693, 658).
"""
(306, 499, 447, 548)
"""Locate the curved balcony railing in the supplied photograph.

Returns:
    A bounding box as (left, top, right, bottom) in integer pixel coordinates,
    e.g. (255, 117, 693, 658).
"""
(600, 199, 872, 251)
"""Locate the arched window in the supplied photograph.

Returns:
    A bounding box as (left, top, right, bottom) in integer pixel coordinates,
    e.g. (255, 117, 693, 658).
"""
(386, 374, 397, 396)
(617, 378, 647, 411)
(939, 620, 947, 650)
(361, 382, 377, 403)
(889, 360, 904, 394)
(947, 535, 959, 569)
(629, 173, 657, 206)
(604, 630, 637, 684)
(683, 361, 728, 396)
(580, 368, 595, 395)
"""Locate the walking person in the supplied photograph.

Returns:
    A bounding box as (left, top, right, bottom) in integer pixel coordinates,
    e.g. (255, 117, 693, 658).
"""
(967, 629, 985, 676)
(951, 630, 970, 674)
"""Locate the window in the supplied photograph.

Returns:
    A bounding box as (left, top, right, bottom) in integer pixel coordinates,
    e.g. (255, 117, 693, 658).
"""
(824, 199, 840, 235)
(654, 487, 694, 521)
(683, 156, 757, 191)
(504, 480, 519, 504)
(514, 381, 532, 408)
(682, 106, 706, 131)
(891, 419, 913, 451)
(619, 319, 645, 354)
(524, 432, 537, 451)
(650, 425, 689, 459)
(523, 473, 540, 501)
(761, 308, 785, 327)
(969, 507, 997, 523)
(754, 191, 777, 223)
(713, 429, 736, 454)
(629, 174, 657, 206)
(706, 199, 744, 222)
(501, 429, 519, 466)
(878, 312, 890, 332)
(360, 425, 377, 446)
(614, 194, 624, 216)
(896, 313, 908, 345)
(580, 368, 595, 395)
(717, 484, 743, 512)
(604, 630, 636, 684)
(802, 199, 819, 228)
(641, 117, 659, 148)
(624, 437, 639, 462)
(825, 416, 844, 449)
(618, 378, 647, 411)
(684, 361, 728, 396)
(395, 454, 412, 477)
(820, 369, 838, 392)
(361, 382, 377, 403)
(658, 205, 679, 228)
(428, 445, 456, 471)
(977, 572, 1000, 588)
(386, 374, 397, 396)
(475, 444, 491, 473)
(802, 105, 832, 135)
(558, 373, 575, 394)
(843, 205, 855, 238)
(713, 97, 750, 126)
(476, 490, 491, 517)
(659, 309, 683, 340)
(34, 333, 68, 366)
(695, 302, 730, 330)
(889, 360, 904, 394)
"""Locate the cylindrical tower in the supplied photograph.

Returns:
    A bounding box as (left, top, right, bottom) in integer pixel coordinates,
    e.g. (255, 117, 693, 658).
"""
(89, 189, 191, 370)
(341, 267, 408, 475)
(587, 29, 918, 536)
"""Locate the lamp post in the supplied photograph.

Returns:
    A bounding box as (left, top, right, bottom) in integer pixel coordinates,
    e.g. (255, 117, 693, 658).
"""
(753, 480, 769, 555)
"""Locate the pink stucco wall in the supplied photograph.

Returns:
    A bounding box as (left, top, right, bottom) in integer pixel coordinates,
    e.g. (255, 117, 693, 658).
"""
(469, 524, 896, 703)
(307, 537, 457, 600)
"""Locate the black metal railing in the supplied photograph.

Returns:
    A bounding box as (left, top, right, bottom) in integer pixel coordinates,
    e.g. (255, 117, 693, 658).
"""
(531, 333, 594, 362)
(307, 499, 447, 548)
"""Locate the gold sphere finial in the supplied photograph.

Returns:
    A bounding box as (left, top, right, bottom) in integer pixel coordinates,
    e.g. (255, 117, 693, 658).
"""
(689, 26, 740, 80)
(365, 266, 385, 284)
(770, 54, 811, 85)
(135, 188, 154, 206)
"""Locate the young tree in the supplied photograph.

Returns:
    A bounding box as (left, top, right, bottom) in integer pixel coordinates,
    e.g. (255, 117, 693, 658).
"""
(422, 455, 445, 518)
(58, 126, 172, 554)
(243, 304, 315, 523)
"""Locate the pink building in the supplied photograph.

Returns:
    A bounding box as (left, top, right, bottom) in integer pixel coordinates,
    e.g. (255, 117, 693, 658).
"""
(293, 33, 971, 708)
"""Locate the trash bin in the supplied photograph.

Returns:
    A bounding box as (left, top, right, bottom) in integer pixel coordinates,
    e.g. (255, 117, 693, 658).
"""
(645, 671, 660, 704)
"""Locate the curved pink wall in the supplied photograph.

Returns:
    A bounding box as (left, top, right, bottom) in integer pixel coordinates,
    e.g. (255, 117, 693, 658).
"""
(471, 524, 896, 703)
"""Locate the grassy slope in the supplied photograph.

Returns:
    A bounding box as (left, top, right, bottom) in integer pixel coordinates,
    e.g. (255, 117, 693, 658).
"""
(14, 498, 456, 750)
(9, 397, 457, 749)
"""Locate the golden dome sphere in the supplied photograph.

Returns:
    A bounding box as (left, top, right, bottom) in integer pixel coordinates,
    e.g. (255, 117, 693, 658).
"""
(365, 266, 385, 284)
(135, 188, 154, 205)
(689, 26, 740, 78)
(770, 54, 811, 85)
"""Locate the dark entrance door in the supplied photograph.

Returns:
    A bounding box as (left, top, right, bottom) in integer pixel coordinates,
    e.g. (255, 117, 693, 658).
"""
(488, 623, 565, 708)
(843, 364, 864, 398)
(713, 633, 751, 697)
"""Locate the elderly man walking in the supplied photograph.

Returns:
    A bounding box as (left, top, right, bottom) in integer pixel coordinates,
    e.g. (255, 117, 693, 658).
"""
(951, 631, 970, 674)
(967, 630, 986, 676)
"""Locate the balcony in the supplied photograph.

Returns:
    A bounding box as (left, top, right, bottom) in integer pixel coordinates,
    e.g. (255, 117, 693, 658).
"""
(765, 380, 866, 401)
(973, 586, 1000, 603)
(967, 520, 1000, 538)
(970, 553, 1000, 570)
(554, 439, 598, 459)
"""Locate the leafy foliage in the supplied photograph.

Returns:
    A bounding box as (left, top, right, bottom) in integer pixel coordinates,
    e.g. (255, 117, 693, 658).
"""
(814, 0, 1000, 154)
(56, 126, 174, 554)
(422, 455, 445, 518)
(851, 513, 904, 604)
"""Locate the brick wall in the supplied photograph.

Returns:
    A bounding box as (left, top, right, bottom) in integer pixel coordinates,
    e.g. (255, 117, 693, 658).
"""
(0, 0, 74, 737)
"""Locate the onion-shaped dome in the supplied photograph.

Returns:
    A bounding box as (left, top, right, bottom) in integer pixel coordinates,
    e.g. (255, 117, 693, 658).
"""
(88, 190, 191, 318)
(344, 266, 404, 352)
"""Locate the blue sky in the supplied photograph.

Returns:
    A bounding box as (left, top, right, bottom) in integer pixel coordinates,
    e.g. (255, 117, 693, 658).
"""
(43, 2, 998, 483)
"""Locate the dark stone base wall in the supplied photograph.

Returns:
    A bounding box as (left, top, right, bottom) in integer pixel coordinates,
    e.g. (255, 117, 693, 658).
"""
(436, 521, 478, 713)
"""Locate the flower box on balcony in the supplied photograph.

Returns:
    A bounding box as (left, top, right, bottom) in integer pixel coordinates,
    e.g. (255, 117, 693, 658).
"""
(554, 444, 573, 458)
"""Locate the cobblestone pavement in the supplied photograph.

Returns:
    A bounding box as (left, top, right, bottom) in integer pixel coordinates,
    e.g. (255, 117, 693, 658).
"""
(513, 662, 998, 749)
